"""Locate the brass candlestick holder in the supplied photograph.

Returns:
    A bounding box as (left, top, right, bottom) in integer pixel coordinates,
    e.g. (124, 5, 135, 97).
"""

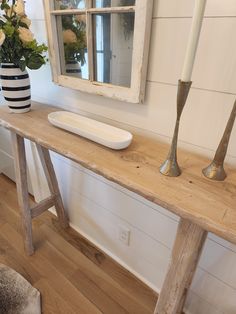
(202, 99, 236, 181)
(160, 80, 192, 177)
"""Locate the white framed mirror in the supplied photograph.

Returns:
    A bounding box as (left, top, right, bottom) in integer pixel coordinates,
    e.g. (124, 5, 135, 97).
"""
(43, 0, 153, 103)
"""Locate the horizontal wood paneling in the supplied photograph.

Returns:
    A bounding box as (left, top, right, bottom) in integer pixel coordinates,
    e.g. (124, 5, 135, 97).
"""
(209, 233, 236, 254)
(0, 149, 15, 181)
(153, 0, 236, 18)
(148, 18, 236, 95)
(0, 126, 12, 156)
(185, 290, 223, 314)
(192, 267, 236, 311)
(62, 189, 170, 286)
(52, 154, 178, 247)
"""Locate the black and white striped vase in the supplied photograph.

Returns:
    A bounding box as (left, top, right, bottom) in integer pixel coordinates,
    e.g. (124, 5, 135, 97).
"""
(0, 63, 31, 113)
(66, 59, 82, 78)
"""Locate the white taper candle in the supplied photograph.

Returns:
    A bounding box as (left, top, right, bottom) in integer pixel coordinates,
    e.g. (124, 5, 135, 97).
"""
(181, 0, 207, 82)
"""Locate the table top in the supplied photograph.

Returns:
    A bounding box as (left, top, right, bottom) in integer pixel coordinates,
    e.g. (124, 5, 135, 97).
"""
(1, 103, 236, 244)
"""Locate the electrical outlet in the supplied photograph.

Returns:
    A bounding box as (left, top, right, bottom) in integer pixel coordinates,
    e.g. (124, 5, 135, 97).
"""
(118, 226, 131, 246)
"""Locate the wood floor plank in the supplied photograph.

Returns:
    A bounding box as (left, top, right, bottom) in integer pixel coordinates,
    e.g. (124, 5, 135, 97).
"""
(0, 175, 12, 192)
(0, 196, 27, 232)
(40, 224, 153, 314)
(34, 279, 77, 314)
(34, 240, 78, 278)
(71, 268, 154, 314)
(0, 174, 157, 313)
(0, 223, 102, 314)
(0, 175, 157, 309)
(42, 217, 157, 310)
(0, 230, 41, 284)
(0, 179, 155, 313)
(70, 268, 129, 314)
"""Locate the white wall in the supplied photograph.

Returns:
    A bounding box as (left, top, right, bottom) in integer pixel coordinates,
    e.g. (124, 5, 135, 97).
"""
(1, 1, 236, 313)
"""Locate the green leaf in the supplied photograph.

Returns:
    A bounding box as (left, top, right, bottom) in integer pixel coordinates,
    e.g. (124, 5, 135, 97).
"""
(19, 21, 29, 29)
(26, 54, 45, 70)
(1, 3, 10, 10)
(3, 24, 15, 36)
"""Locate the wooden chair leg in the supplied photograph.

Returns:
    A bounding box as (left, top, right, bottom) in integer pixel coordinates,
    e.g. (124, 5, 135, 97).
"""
(154, 218, 207, 314)
(36, 144, 69, 229)
(11, 132, 34, 256)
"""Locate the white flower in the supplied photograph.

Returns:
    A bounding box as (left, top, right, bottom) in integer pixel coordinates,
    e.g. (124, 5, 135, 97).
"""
(14, 0, 25, 16)
(18, 27, 34, 43)
(63, 29, 77, 44)
(21, 16, 31, 27)
(0, 30, 5, 46)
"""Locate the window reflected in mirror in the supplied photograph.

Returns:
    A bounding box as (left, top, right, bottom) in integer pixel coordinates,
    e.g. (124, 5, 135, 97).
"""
(56, 14, 89, 79)
(94, 0, 135, 8)
(93, 12, 134, 87)
(54, 0, 86, 10)
(46, 0, 152, 102)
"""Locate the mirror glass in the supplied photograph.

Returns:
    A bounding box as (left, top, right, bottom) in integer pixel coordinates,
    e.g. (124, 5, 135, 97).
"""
(47, 0, 152, 103)
(93, 12, 135, 87)
(54, 0, 136, 87)
(94, 0, 135, 8)
(54, 0, 86, 10)
(56, 14, 89, 79)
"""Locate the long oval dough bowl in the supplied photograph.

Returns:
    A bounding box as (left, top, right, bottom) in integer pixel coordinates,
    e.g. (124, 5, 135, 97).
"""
(48, 111, 133, 150)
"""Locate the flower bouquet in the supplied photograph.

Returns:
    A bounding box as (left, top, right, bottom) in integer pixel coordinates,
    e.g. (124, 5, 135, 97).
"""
(0, 0, 47, 113)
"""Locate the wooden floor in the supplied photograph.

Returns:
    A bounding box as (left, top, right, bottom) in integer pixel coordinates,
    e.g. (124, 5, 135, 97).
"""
(0, 174, 157, 314)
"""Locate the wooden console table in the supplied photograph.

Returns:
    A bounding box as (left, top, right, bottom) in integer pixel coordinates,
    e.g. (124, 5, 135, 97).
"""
(0, 103, 236, 314)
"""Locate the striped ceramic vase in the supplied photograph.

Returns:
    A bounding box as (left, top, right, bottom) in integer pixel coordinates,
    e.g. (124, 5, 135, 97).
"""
(0, 63, 31, 113)
(66, 59, 82, 78)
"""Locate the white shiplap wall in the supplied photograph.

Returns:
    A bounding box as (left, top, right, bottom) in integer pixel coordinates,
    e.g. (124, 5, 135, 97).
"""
(1, 1, 236, 313)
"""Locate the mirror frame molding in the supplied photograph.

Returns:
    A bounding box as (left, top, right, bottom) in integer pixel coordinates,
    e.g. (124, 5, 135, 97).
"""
(43, 0, 153, 103)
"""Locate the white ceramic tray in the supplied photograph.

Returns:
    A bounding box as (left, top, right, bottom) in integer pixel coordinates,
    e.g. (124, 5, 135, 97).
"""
(48, 111, 133, 150)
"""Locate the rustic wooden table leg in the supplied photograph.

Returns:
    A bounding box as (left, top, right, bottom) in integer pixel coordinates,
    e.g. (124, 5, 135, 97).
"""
(154, 218, 207, 314)
(11, 132, 34, 255)
(36, 144, 69, 228)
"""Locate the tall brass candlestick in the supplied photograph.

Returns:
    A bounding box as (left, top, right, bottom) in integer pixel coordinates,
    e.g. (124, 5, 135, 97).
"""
(160, 80, 192, 177)
(202, 99, 236, 181)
